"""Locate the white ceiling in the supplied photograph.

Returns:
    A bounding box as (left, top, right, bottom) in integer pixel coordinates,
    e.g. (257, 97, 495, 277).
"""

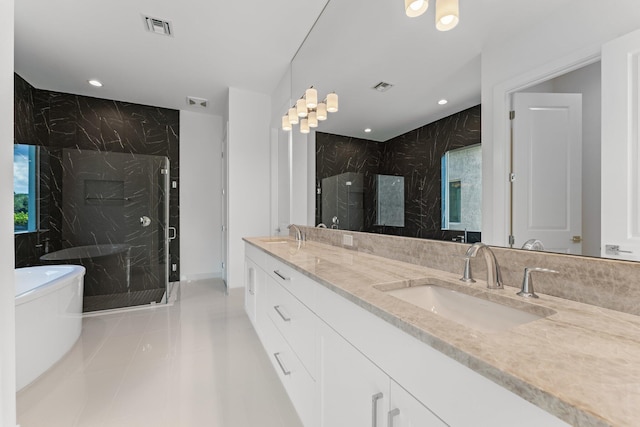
(15, 0, 575, 139)
(14, 0, 328, 116)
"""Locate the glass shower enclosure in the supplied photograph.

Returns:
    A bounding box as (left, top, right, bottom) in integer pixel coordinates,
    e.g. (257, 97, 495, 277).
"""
(54, 149, 170, 312)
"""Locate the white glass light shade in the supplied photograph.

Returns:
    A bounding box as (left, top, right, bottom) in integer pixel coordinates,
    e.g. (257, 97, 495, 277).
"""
(296, 99, 308, 117)
(300, 118, 310, 134)
(305, 88, 318, 109)
(405, 0, 428, 17)
(326, 93, 339, 113)
(282, 115, 292, 131)
(316, 103, 328, 121)
(435, 0, 459, 31)
(308, 111, 318, 128)
(288, 107, 299, 125)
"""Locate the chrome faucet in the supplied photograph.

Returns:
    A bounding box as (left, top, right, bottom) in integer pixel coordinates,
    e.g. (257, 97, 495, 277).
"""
(287, 224, 304, 241)
(521, 239, 545, 251)
(463, 242, 504, 289)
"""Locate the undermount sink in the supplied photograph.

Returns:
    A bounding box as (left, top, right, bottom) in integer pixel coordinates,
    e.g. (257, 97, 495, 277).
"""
(379, 280, 554, 333)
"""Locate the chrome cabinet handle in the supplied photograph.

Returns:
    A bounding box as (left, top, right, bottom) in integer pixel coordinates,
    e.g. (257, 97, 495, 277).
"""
(273, 305, 291, 322)
(273, 352, 291, 376)
(274, 270, 290, 281)
(371, 392, 383, 427)
(388, 408, 400, 427)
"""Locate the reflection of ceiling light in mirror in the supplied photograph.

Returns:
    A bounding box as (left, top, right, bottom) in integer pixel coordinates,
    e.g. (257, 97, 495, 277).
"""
(282, 88, 336, 132)
(316, 102, 327, 121)
(296, 98, 308, 117)
(435, 0, 459, 31)
(326, 93, 339, 113)
(300, 119, 310, 134)
(288, 107, 299, 125)
(282, 115, 292, 131)
(305, 88, 318, 109)
(438, 99, 448, 105)
(364, 128, 372, 133)
(405, 0, 428, 17)
(88, 79, 103, 87)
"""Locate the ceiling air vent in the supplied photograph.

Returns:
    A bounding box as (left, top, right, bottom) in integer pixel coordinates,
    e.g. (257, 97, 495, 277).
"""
(143, 15, 172, 36)
(372, 82, 394, 92)
(187, 96, 208, 108)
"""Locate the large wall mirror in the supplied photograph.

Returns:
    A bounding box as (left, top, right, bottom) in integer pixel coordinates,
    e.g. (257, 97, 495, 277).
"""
(287, 0, 640, 261)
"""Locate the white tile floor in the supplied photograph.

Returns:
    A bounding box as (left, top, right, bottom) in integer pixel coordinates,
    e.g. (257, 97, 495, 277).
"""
(17, 279, 303, 427)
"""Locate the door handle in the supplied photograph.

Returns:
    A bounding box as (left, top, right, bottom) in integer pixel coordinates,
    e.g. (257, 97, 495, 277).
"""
(273, 305, 291, 322)
(388, 408, 400, 427)
(371, 393, 383, 427)
(168, 226, 177, 240)
(273, 352, 291, 376)
(605, 244, 633, 255)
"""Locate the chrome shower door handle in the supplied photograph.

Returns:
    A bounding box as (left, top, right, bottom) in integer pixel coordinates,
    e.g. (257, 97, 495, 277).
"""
(168, 226, 177, 240)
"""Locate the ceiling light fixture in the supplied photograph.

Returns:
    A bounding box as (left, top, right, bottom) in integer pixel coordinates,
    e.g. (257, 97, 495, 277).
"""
(435, 0, 459, 31)
(438, 99, 448, 105)
(88, 79, 103, 87)
(405, 0, 429, 17)
(405, 0, 459, 31)
(282, 87, 338, 133)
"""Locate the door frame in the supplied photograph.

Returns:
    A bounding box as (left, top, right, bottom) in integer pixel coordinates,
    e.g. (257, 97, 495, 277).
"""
(486, 46, 600, 247)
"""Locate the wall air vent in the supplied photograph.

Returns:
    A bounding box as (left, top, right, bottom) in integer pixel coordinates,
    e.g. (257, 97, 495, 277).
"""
(372, 82, 394, 92)
(187, 96, 208, 108)
(143, 15, 172, 36)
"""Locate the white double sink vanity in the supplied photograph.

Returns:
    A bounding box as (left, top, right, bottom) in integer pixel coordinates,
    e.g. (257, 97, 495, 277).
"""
(243, 235, 639, 427)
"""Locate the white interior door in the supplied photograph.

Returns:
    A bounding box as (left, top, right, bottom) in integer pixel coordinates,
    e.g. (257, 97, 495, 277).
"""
(512, 92, 582, 254)
(601, 28, 640, 261)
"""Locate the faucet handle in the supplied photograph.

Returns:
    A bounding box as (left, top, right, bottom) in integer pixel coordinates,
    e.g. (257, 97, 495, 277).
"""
(517, 267, 558, 298)
(459, 256, 476, 283)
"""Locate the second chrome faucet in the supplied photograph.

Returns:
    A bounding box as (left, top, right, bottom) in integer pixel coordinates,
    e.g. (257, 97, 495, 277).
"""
(460, 242, 503, 289)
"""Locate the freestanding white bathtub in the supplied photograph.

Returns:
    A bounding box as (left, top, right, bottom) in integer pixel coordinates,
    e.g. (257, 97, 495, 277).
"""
(15, 265, 85, 391)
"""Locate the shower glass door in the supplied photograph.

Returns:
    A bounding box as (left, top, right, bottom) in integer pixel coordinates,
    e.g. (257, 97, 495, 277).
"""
(60, 149, 170, 312)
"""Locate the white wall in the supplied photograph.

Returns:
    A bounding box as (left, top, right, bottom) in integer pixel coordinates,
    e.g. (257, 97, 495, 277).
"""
(227, 87, 271, 288)
(1, 0, 16, 425)
(179, 110, 223, 281)
(481, 0, 640, 246)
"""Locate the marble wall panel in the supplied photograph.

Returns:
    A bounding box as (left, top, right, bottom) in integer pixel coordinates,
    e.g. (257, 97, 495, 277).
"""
(316, 105, 481, 242)
(14, 74, 180, 288)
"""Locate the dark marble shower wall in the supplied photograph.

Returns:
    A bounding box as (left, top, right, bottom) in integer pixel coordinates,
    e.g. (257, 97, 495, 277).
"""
(14, 74, 181, 282)
(316, 105, 481, 241)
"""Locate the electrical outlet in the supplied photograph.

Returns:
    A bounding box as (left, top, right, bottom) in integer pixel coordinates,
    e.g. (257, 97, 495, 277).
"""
(342, 234, 353, 246)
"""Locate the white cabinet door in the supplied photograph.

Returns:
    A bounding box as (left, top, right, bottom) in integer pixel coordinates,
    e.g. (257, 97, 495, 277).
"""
(388, 381, 446, 427)
(321, 324, 390, 427)
(601, 28, 640, 261)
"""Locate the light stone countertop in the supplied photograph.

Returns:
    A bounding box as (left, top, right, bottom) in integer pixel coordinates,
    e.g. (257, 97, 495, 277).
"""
(245, 236, 640, 427)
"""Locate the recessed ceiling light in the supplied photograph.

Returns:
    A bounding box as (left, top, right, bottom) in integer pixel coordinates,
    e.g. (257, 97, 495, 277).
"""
(438, 99, 448, 105)
(364, 128, 372, 133)
(88, 79, 103, 87)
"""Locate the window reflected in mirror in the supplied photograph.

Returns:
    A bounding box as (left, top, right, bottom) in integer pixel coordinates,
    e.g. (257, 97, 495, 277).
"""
(441, 144, 481, 232)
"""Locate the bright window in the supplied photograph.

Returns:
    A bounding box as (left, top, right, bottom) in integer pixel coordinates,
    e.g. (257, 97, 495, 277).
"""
(14, 144, 37, 233)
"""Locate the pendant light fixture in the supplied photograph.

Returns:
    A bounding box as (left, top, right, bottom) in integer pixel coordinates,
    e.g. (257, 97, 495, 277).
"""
(281, 87, 338, 133)
(405, 0, 459, 31)
(288, 107, 299, 125)
(435, 0, 459, 31)
(405, 0, 428, 17)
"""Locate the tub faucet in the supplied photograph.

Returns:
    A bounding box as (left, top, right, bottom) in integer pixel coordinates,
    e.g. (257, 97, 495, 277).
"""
(287, 224, 304, 241)
(463, 242, 504, 289)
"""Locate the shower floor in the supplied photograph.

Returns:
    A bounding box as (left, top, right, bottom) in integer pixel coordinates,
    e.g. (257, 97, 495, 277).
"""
(83, 289, 165, 312)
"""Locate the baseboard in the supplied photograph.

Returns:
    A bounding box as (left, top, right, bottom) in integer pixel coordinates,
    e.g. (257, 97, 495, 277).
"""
(180, 271, 222, 282)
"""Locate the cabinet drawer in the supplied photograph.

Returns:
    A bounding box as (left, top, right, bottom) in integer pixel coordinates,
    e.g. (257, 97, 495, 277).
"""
(266, 255, 316, 309)
(266, 276, 318, 379)
(261, 314, 317, 427)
